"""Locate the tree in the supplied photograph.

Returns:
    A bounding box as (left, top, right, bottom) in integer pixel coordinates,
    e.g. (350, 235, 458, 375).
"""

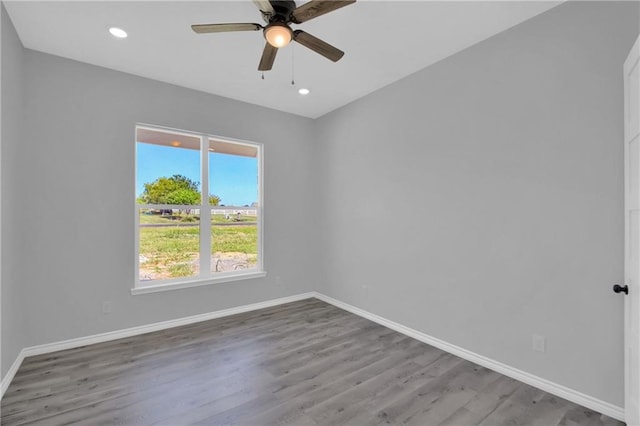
(139, 175, 200, 205)
(166, 188, 200, 205)
(139, 175, 222, 208)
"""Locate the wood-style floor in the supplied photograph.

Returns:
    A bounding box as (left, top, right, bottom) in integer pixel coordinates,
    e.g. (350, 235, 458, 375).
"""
(1, 298, 623, 426)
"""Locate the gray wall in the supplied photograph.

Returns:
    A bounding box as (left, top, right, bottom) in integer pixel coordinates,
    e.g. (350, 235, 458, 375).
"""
(1, 4, 27, 379)
(13, 49, 316, 349)
(314, 1, 638, 406)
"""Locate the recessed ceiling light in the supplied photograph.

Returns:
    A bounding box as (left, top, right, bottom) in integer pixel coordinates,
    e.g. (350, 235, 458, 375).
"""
(109, 27, 128, 39)
(298, 88, 310, 95)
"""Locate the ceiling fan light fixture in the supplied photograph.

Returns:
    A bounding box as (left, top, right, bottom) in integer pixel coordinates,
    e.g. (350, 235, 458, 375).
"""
(264, 23, 292, 48)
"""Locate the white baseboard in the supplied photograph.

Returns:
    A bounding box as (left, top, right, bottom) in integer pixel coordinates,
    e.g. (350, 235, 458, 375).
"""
(1, 349, 26, 398)
(1, 290, 626, 423)
(1, 292, 314, 399)
(312, 292, 625, 422)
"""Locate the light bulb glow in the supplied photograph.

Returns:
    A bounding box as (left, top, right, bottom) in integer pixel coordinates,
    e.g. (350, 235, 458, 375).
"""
(264, 24, 292, 48)
(298, 88, 310, 95)
(109, 27, 128, 38)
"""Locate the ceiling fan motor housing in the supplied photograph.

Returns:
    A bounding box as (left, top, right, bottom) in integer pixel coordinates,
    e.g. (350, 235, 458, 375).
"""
(268, 0, 297, 21)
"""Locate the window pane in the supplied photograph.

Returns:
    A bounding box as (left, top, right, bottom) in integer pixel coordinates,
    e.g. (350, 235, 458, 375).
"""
(208, 139, 258, 209)
(139, 208, 200, 281)
(211, 208, 258, 274)
(208, 139, 259, 275)
(137, 128, 201, 205)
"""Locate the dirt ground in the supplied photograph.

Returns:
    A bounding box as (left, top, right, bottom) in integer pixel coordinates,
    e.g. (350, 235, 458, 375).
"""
(139, 252, 256, 281)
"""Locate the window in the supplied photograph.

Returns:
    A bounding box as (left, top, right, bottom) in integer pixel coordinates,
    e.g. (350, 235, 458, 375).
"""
(134, 125, 263, 294)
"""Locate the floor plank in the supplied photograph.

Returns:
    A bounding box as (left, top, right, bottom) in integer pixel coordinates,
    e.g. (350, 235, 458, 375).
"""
(1, 298, 623, 426)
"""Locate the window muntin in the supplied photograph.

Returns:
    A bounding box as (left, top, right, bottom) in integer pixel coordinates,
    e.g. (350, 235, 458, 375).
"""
(135, 125, 262, 289)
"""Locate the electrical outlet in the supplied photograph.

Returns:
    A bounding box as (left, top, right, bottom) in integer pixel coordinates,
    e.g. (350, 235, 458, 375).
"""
(532, 334, 546, 352)
(102, 301, 112, 314)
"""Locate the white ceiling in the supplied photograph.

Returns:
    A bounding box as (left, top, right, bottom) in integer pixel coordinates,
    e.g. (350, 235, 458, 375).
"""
(4, 1, 560, 118)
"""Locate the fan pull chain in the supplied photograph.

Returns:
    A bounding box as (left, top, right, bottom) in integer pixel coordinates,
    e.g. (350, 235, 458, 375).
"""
(291, 43, 295, 86)
(259, 35, 265, 81)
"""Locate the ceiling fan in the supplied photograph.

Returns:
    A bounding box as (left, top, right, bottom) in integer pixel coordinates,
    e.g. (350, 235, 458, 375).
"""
(191, 0, 355, 71)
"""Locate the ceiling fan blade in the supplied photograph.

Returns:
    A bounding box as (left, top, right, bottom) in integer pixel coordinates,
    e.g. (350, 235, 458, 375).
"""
(191, 23, 262, 34)
(291, 0, 355, 24)
(258, 43, 278, 71)
(293, 30, 344, 62)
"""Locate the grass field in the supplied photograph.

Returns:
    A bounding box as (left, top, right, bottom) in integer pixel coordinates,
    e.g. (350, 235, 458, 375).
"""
(139, 213, 258, 280)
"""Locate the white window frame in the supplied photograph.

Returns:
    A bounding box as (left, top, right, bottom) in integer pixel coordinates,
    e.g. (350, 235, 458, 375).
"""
(132, 123, 265, 295)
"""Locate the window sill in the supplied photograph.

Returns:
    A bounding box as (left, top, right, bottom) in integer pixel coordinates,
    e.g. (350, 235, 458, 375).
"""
(131, 271, 267, 296)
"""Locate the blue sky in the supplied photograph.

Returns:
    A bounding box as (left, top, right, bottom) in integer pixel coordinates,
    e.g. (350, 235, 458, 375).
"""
(137, 143, 258, 206)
